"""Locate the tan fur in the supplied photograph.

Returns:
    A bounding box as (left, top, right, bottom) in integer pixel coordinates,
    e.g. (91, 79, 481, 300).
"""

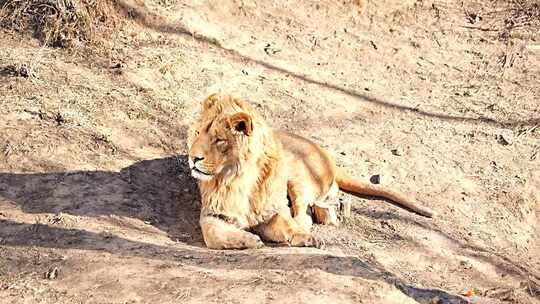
(187, 94, 433, 250)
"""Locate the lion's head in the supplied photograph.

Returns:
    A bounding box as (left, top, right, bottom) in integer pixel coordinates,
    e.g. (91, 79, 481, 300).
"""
(187, 94, 268, 182)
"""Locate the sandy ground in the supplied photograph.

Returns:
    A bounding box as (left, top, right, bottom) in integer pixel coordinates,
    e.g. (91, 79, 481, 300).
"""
(0, 0, 539, 303)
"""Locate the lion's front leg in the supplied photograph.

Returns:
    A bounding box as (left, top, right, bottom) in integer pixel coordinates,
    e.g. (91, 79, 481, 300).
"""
(254, 211, 320, 248)
(200, 216, 264, 250)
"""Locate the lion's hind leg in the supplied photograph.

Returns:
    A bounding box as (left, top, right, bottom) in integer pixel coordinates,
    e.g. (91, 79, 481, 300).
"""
(312, 203, 339, 226)
(312, 181, 340, 226)
(288, 179, 340, 227)
(200, 216, 264, 250)
(287, 182, 315, 232)
(254, 211, 320, 247)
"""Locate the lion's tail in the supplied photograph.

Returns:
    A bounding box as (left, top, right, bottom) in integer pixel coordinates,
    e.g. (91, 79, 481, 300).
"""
(335, 169, 434, 218)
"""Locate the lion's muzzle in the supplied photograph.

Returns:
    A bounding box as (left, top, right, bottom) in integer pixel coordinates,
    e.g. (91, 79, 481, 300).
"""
(189, 157, 214, 181)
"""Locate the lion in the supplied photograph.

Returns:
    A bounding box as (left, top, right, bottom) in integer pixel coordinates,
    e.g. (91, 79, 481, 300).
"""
(187, 94, 433, 249)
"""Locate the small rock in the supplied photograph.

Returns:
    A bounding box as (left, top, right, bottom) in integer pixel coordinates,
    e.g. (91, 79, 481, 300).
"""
(111, 62, 126, 69)
(264, 43, 281, 55)
(18, 65, 35, 78)
(497, 134, 511, 146)
(54, 112, 67, 125)
(391, 148, 403, 156)
(370, 174, 381, 184)
(380, 220, 395, 231)
(100, 231, 114, 239)
(460, 260, 473, 269)
(45, 267, 59, 280)
(111, 62, 126, 75)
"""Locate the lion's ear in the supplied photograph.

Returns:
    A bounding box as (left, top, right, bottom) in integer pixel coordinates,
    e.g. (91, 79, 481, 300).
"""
(228, 112, 253, 136)
(202, 93, 219, 111)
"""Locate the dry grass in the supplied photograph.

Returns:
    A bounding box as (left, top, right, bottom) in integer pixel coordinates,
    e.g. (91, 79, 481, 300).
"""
(0, 0, 119, 48)
(475, 0, 540, 35)
(496, 0, 540, 44)
(504, 0, 540, 28)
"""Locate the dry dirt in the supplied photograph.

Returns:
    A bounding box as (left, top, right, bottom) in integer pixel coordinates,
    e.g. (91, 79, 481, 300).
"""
(1, 0, 539, 303)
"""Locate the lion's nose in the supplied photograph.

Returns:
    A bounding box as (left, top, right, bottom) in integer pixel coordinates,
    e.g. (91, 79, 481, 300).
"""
(188, 156, 204, 168)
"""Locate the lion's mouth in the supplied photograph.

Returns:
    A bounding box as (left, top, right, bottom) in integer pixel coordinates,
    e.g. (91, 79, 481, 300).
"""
(193, 167, 212, 175)
(191, 167, 214, 180)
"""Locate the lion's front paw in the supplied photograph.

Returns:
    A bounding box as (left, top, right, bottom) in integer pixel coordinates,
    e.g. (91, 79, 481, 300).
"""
(290, 233, 322, 248)
(293, 214, 313, 233)
(244, 234, 265, 249)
